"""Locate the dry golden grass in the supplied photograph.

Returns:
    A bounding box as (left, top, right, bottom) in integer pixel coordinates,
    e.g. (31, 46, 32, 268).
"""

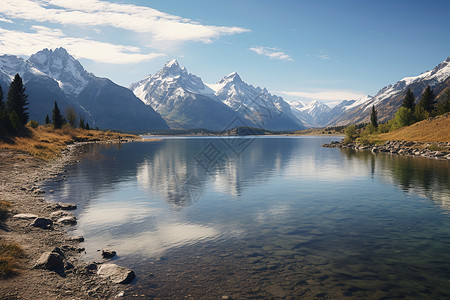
(0, 125, 139, 160)
(0, 241, 25, 279)
(0, 200, 12, 222)
(380, 113, 450, 143)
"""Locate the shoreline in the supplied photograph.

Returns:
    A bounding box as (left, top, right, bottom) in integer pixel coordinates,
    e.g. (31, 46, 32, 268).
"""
(322, 139, 450, 160)
(0, 142, 132, 299)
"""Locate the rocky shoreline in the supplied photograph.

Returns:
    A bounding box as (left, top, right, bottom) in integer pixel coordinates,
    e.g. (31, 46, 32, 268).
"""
(323, 140, 450, 160)
(0, 143, 136, 299)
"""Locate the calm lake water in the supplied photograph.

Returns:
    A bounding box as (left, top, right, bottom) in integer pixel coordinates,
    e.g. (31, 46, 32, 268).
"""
(44, 136, 450, 299)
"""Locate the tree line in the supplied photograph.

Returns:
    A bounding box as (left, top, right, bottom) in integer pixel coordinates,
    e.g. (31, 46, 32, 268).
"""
(1, 74, 94, 138)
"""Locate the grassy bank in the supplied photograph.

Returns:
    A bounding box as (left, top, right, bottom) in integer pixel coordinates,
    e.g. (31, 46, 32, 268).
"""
(0, 125, 139, 160)
(379, 113, 450, 143)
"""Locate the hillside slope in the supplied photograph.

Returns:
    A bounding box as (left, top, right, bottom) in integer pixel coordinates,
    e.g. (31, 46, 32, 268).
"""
(379, 113, 450, 142)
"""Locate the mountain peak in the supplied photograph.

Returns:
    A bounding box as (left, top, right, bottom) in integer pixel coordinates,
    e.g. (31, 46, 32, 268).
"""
(219, 72, 242, 84)
(165, 59, 179, 68)
(28, 47, 91, 95)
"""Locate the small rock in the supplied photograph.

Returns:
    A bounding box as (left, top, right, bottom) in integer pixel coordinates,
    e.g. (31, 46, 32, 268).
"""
(56, 216, 77, 225)
(13, 213, 38, 219)
(265, 285, 286, 298)
(68, 236, 84, 242)
(34, 252, 64, 271)
(51, 247, 66, 258)
(50, 210, 70, 220)
(31, 217, 53, 229)
(97, 264, 135, 284)
(102, 250, 117, 259)
(55, 203, 77, 210)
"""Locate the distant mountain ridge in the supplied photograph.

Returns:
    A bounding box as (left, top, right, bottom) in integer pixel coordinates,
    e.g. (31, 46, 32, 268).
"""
(327, 57, 450, 126)
(130, 60, 305, 131)
(0, 48, 169, 131)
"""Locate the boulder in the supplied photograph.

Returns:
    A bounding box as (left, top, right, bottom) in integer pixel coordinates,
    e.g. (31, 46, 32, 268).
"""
(31, 217, 53, 229)
(34, 252, 64, 271)
(13, 213, 38, 219)
(55, 203, 77, 210)
(56, 216, 77, 225)
(102, 250, 117, 259)
(97, 264, 135, 284)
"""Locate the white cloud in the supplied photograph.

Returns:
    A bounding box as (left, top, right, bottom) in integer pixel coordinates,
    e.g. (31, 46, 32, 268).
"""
(249, 46, 293, 61)
(279, 90, 367, 101)
(1, 0, 249, 44)
(0, 17, 13, 23)
(0, 26, 166, 64)
(317, 54, 330, 60)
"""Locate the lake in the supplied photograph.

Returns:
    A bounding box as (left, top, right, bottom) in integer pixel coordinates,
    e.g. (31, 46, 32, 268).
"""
(43, 136, 450, 299)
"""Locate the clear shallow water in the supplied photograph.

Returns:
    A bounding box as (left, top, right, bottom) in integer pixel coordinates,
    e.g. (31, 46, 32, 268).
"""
(43, 136, 450, 299)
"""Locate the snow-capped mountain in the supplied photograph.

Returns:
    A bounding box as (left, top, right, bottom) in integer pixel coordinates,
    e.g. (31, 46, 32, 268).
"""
(328, 57, 450, 126)
(0, 48, 169, 131)
(130, 60, 239, 130)
(207, 72, 304, 131)
(288, 100, 358, 128)
(28, 48, 92, 95)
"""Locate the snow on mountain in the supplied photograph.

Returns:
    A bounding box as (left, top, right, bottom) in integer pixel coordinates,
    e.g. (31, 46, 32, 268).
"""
(28, 48, 92, 95)
(209, 72, 304, 130)
(130, 60, 239, 130)
(130, 59, 215, 108)
(0, 48, 169, 131)
(328, 57, 450, 126)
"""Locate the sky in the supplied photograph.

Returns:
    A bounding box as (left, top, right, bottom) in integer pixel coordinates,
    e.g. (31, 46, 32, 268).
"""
(1, 0, 450, 106)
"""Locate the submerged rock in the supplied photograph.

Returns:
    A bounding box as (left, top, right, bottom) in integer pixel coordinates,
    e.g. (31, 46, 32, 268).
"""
(55, 203, 77, 210)
(102, 250, 117, 259)
(56, 216, 77, 225)
(97, 264, 135, 284)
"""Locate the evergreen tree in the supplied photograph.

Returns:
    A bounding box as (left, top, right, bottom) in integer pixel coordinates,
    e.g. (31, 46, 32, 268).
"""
(402, 88, 415, 110)
(79, 117, 86, 129)
(417, 86, 435, 113)
(0, 85, 4, 134)
(85, 122, 90, 130)
(65, 107, 77, 128)
(9, 111, 21, 134)
(370, 105, 378, 128)
(6, 74, 29, 126)
(45, 114, 51, 124)
(0, 85, 4, 112)
(436, 89, 450, 115)
(52, 101, 63, 129)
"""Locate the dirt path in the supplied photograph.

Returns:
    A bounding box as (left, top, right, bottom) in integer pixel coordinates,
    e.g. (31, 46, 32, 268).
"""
(0, 146, 130, 299)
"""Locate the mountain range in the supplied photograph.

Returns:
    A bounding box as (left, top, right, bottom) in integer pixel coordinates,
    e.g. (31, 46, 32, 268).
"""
(1, 47, 449, 132)
(130, 60, 304, 131)
(0, 48, 169, 132)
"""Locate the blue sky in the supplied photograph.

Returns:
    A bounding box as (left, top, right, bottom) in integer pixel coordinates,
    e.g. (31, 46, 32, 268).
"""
(1, 0, 449, 105)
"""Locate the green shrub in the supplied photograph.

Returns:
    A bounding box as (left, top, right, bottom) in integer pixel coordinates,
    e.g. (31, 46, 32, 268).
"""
(26, 120, 39, 129)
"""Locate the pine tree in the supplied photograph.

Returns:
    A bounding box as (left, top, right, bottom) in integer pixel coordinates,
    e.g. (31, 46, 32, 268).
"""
(45, 114, 51, 124)
(85, 122, 90, 130)
(52, 101, 63, 129)
(370, 105, 378, 128)
(6, 74, 29, 126)
(79, 117, 86, 129)
(9, 110, 21, 134)
(417, 86, 435, 113)
(0, 85, 4, 112)
(0, 85, 4, 134)
(402, 88, 415, 110)
(436, 89, 450, 115)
